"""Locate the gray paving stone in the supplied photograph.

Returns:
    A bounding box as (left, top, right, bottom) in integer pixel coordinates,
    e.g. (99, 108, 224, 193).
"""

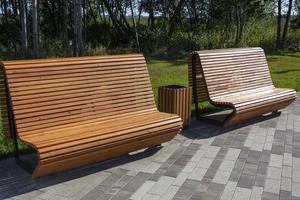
(232, 187, 252, 200)
(266, 166, 282, 180)
(160, 185, 179, 200)
(122, 172, 152, 193)
(250, 186, 263, 200)
(269, 154, 283, 168)
(280, 190, 292, 200)
(130, 180, 156, 200)
(197, 157, 214, 169)
(239, 149, 249, 159)
(229, 171, 242, 182)
(209, 157, 223, 169)
(247, 151, 261, 164)
(262, 191, 279, 200)
(260, 150, 271, 163)
(193, 178, 211, 194)
(282, 166, 292, 178)
(111, 190, 132, 200)
(292, 182, 300, 197)
(285, 145, 293, 154)
(237, 174, 255, 188)
(220, 181, 237, 200)
(148, 176, 175, 195)
(265, 178, 281, 194)
(172, 179, 200, 200)
(148, 168, 166, 182)
(272, 144, 285, 155)
(164, 164, 183, 178)
(81, 185, 107, 200)
(100, 168, 128, 187)
(254, 174, 266, 187)
(189, 167, 207, 181)
(213, 170, 231, 184)
(257, 162, 268, 175)
(203, 168, 218, 180)
(243, 163, 258, 176)
(281, 177, 292, 192)
(206, 182, 226, 199)
(211, 138, 225, 147)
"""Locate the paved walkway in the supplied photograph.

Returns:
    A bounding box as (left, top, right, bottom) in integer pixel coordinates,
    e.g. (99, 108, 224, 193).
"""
(1, 93, 300, 200)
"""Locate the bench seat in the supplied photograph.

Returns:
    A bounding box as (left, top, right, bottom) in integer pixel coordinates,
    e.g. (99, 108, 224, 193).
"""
(20, 110, 181, 177)
(1, 54, 182, 178)
(189, 48, 297, 126)
(212, 87, 296, 125)
(212, 87, 295, 105)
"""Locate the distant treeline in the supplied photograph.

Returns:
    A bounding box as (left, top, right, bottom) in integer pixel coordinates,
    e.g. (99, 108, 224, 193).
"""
(0, 0, 300, 59)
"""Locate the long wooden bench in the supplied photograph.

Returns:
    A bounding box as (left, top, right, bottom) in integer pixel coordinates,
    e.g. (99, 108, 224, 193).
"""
(0, 54, 182, 178)
(188, 47, 297, 126)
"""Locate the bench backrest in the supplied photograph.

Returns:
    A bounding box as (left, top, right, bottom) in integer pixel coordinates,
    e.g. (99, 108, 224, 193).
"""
(0, 54, 156, 136)
(189, 47, 274, 100)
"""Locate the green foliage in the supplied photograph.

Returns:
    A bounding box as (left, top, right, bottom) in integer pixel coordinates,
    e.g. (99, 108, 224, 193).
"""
(163, 17, 300, 57)
(139, 25, 166, 54)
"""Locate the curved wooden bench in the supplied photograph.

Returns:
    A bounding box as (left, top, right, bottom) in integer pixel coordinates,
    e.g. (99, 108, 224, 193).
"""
(189, 47, 297, 126)
(0, 54, 182, 178)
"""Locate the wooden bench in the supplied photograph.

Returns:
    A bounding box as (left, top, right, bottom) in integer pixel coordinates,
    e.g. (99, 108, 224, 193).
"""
(188, 47, 297, 126)
(0, 54, 183, 178)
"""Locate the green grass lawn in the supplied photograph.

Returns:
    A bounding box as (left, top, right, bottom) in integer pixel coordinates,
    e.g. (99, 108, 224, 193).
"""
(0, 52, 299, 157)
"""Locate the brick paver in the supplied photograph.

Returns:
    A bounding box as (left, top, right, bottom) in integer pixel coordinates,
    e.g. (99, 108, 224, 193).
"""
(0, 93, 300, 200)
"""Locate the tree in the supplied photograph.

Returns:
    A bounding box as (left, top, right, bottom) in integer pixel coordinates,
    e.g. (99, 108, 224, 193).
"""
(32, 0, 40, 58)
(140, 0, 156, 30)
(20, 0, 28, 56)
(281, 0, 294, 48)
(62, 0, 69, 54)
(73, 0, 83, 56)
(296, 0, 300, 27)
(129, 0, 140, 52)
(167, 0, 186, 38)
(102, 0, 130, 35)
(277, 0, 282, 49)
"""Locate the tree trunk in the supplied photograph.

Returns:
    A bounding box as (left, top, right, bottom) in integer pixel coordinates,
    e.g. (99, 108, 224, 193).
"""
(277, 0, 282, 49)
(191, 0, 198, 24)
(83, 0, 86, 48)
(20, 0, 28, 57)
(88, 0, 98, 24)
(32, 0, 40, 58)
(102, 0, 128, 34)
(168, 0, 185, 38)
(3, 0, 8, 25)
(10, 0, 18, 16)
(137, 6, 142, 26)
(238, 8, 245, 43)
(235, 4, 241, 44)
(62, 0, 69, 54)
(115, 0, 131, 31)
(129, 0, 140, 52)
(73, 0, 83, 56)
(281, 0, 293, 49)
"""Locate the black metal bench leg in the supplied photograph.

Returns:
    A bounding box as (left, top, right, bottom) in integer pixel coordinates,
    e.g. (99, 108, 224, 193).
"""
(191, 53, 200, 119)
(13, 136, 19, 160)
